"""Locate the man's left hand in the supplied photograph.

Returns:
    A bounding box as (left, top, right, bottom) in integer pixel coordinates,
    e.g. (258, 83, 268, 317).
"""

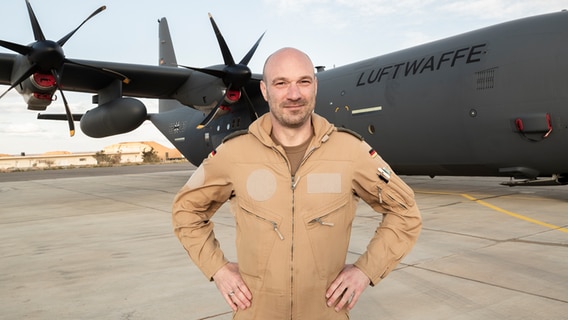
(326, 264, 370, 312)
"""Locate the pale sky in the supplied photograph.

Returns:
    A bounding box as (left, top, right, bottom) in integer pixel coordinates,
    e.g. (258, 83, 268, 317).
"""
(0, 0, 566, 155)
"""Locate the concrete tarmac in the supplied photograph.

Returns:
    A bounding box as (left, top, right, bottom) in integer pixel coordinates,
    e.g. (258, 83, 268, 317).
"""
(1, 163, 567, 319)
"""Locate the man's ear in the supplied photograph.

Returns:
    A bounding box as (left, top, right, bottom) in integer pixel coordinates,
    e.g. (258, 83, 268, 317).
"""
(314, 76, 318, 95)
(260, 80, 268, 101)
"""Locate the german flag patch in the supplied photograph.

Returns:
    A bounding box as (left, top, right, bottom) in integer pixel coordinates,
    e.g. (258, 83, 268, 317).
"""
(369, 148, 378, 158)
(208, 149, 217, 158)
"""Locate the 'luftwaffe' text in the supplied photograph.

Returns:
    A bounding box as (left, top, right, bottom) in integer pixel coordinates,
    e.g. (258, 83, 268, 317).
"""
(356, 43, 487, 86)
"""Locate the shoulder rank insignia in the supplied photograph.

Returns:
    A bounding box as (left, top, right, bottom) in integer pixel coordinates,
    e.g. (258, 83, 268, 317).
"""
(336, 127, 364, 141)
(222, 129, 248, 143)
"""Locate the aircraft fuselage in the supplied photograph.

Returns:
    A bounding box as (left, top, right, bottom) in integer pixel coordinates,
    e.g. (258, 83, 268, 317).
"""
(314, 12, 568, 179)
(160, 11, 568, 184)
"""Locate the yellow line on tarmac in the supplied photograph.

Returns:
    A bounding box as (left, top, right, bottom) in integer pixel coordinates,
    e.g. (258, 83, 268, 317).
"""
(461, 194, 568, 234)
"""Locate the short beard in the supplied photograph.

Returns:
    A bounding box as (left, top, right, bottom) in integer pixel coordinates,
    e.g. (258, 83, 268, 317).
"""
(273, 106, 313, 128)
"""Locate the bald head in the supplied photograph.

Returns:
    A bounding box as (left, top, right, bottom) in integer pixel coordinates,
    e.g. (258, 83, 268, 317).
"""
(262, 47, 315, 82)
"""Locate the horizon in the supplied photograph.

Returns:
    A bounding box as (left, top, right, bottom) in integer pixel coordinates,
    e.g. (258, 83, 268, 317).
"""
(0, 140, 177, 157)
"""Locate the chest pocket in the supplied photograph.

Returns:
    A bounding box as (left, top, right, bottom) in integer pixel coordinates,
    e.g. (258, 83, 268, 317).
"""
(302, 193, 355, 280)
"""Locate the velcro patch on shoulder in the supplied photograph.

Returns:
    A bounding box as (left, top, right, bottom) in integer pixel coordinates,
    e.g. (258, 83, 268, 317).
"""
(222, 129, 249, 143)
(336, 127, 364, 141)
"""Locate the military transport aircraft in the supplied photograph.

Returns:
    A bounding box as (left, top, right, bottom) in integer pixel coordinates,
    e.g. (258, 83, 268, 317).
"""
(1, 1, 568, 186)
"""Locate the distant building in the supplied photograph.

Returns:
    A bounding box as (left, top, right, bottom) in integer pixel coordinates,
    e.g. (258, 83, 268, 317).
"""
(103, 141, 182, 162)
(0, 141, 183, 171)
(0, 151, 98, 170)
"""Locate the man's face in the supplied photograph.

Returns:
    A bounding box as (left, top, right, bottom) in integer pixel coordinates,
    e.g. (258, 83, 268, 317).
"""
(260, 49, 317, 128)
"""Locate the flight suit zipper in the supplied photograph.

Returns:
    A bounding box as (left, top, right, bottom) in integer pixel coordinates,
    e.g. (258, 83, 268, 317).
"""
(290, 145, 319, 318)
(270, 138, 323, 319)
(290, 175, 297, 319)
(271, 144, 296, 319)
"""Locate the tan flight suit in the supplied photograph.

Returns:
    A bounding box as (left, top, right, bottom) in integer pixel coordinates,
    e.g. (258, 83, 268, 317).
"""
(172, 113, 422, 319)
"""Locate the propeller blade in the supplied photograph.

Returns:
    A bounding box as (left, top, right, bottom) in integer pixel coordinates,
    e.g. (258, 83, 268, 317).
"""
(197, 99, 224, 129)
(181, 13, 264, 129)
(25, 0, 45, 41)
(197, 83, 235, 129)
(241, 87, 259, 122)
(196, 86, 258, 129)
(0, 39, 31, 55)
(51, 69, 75, 136)
(208, 13, 235, 66)
(239, 32, 266, 65)
(58, 5, 106, 47)
(0, 64, 37, 99)
(5, 1, 109, 137)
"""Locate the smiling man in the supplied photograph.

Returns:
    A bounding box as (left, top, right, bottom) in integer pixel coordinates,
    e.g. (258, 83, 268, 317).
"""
(172, 47, 422, 319)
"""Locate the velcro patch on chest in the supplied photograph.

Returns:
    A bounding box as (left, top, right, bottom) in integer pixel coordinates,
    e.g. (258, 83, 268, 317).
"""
(246, 169, 277, 201)
(307, 173, 342, 194)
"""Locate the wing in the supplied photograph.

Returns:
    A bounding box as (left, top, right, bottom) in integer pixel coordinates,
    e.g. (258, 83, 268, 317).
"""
(0, 52, 193, 98)
(0, 0, 262, 133)
(0, 2, 265, 167)
(60, 59, 192, 98)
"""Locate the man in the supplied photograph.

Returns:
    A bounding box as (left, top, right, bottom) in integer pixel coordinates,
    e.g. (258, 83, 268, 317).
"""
(172, 47, 422, 319)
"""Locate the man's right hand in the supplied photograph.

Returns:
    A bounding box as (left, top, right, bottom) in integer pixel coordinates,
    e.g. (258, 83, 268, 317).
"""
(213, 262, 252, 311)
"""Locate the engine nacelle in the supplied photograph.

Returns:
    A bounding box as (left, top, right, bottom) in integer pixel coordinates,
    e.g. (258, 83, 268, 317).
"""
(17, 73, 57, 111)
(80, 98, 147, 138)
(175, 70, 226, 111)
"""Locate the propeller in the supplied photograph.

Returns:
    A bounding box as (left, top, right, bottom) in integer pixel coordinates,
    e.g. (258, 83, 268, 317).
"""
(0, 1, 126, 136)
(180, 13, 264, 129)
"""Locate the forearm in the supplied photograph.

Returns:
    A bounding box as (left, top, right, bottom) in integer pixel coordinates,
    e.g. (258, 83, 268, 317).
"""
(354, 204, 422, 285)
(172, 187, 229, 279)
